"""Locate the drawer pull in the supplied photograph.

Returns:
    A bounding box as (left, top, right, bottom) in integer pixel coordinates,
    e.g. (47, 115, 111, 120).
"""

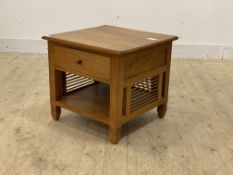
(76, 60, 83, 64)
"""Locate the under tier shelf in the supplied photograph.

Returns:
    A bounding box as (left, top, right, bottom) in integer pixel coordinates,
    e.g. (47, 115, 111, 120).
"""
(56, 83, 110, 124)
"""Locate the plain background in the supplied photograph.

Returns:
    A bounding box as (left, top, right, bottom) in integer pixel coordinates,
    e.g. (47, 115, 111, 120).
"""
(0, 0, 233, 58)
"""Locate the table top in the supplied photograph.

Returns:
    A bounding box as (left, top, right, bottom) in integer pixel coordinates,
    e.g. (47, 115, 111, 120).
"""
(42, 25, 178, 55)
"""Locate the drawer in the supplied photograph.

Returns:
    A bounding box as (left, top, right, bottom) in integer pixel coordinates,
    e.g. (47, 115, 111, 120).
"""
(51, 44, 110, 83)
(123, 45, 167, 79)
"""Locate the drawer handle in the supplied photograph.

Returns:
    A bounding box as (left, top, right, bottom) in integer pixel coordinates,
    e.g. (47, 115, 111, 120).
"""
(76, 60, 83, 64)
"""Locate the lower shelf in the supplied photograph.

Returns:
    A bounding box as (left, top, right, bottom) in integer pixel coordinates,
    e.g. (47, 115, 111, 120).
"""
(56, 83, 110, 124)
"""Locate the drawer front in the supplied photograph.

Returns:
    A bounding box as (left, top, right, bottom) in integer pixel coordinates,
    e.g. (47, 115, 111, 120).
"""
(124, 45, 167, 79)
(51, 44, 110, 83)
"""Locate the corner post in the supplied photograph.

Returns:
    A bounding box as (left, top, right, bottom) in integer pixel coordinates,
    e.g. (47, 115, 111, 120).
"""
(157, 42, 172, 118)
(109, 56, 124, 144)
(48, 42, 61, 120)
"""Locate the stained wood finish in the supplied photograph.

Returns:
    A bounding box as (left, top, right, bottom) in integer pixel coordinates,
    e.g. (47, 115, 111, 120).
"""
(48, 42, 61, 120)
(56, 83, 109, 124)
(109, 57, 124, 144)
(42, 25, 177, 143)
(122, 87, 131, 115)
(51, 44, 110, 83)
(123, 44, 168, 79)
(157, 103, 167, 118)
(42, 25, 178, 56)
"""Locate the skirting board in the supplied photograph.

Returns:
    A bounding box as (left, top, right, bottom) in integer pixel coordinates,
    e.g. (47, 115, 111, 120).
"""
(0, 39, 233, 59)
(173, 43, 233, 60)
(0, 39, 47, 54)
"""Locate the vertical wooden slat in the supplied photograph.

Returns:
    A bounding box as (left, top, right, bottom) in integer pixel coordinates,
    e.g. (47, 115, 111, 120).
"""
(60, 71, 66, 95)
(123, 86, 131, 115)
(158, 72, 163, 100)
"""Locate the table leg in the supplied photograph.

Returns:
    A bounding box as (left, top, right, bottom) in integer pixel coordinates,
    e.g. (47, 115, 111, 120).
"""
(49, 69, 62, 120)
(51, 106, 61, 120)
(157, 103, 167, 118)
(157, 43, 172, 118)
(157, 71, 169, 118)
(48, 43, 62, 121)
(109, 57, 123, 144)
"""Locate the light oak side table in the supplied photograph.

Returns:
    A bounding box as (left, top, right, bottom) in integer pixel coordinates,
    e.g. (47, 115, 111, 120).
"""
(42, 25, 178, 144)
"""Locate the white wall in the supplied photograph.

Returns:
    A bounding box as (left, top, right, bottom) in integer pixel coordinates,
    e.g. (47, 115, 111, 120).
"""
(0, 0, 233, 59)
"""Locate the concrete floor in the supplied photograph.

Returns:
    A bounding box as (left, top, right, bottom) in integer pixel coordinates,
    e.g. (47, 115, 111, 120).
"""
(0, 53, 233, 175)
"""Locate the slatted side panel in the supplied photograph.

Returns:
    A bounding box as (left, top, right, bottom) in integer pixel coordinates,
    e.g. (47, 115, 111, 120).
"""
(65, 72, 95, 93)
(130, 74, 159, 112)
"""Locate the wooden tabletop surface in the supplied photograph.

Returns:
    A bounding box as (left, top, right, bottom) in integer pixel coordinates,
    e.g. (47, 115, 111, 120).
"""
(42, 25, 178, 55)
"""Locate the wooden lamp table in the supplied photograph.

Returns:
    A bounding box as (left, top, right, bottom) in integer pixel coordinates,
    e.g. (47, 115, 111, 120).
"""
(42, 25, 178, 144)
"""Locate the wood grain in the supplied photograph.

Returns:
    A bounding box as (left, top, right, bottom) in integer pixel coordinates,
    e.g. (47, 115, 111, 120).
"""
(109, 56, 124, 144)
(48, 42, 61, 120)
(51, 44, 110, 83)
(123, 44, 167, 79)
(43, 26, 177, 143)
(42, 25, 178, 56)
(56, 83, 109, 124)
